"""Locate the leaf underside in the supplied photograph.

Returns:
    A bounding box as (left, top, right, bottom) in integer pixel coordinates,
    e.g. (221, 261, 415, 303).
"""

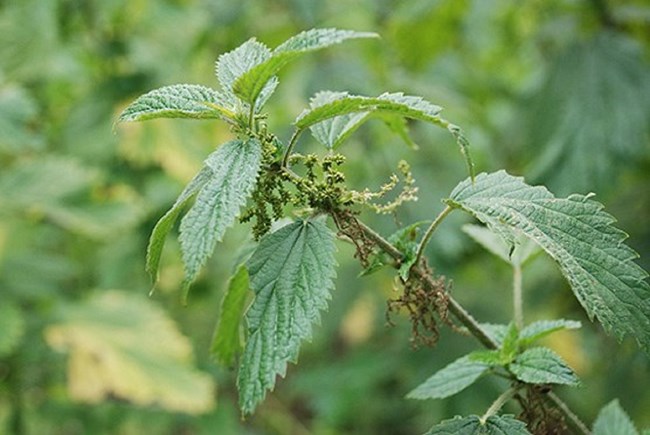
(297, 91, 474, 178)
(518, 319, 581, 347)
(407, 355, 489, 400)
(446, 170, 650, 353)
(118, 84, 231, 122)
(237, 219, 337, 415)
(233, 29, 378, 105)
(211, 264, 250, 367)
(179, 138, 262, 298)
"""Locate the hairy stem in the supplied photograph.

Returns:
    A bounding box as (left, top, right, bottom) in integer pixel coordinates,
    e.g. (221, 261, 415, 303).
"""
(513, 263, 523, 329)
(548, 392, 591, 435)
(353, 218, 499, 350)
(414, 205, 453, 267)
(281, 129, 304, 168)
(480, 386, 519, 423)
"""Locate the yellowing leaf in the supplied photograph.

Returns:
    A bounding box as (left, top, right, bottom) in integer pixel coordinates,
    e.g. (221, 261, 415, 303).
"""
(45, 290, 215, 414)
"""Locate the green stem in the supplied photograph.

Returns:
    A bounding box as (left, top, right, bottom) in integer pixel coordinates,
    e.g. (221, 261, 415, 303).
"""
(353, 218, 499, 350)
(513, 263, 523, 329)
(480, 386, 519, 423)
(281, 129, 304, 169)
(548, 392, 591, 435)
(414, 205, 453, 267)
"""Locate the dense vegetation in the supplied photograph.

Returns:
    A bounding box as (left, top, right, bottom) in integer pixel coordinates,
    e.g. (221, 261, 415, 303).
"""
(1, 1, 649, 434)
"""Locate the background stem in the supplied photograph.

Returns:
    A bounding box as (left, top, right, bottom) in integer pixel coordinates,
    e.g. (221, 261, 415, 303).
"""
(513, 263, 523, 329)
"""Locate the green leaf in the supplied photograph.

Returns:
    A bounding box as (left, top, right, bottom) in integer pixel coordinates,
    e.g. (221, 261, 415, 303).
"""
(462, 224, 540, 266)
(233, 28, 378, 105)
(0, 301, 25, 357)
(179, 138, 262, 299)
(500, 322, 520, 363)
(0, 157, 95, 207)
(518, 320, 581, 347)
(0, 85, 44, 153)
(509, 347, 579, 386)
(145, 166, 213, 284)
(593, 400, 638, 435)
(45, 291, 215, 414)
(215, 38, 277, 111)
(425, 414, 531, 435)
(468, 350, 503, 366)
(237, 219, 337, 415)
(525, 32, 650, 195)
(407, 356, 490, 400)
(211, 264, 250, 367)
(308, 91, 371, 149)
(479, 323, 509, 347)
(118, 84, 232, 123)
(295, 92, 474, 178)
(388, 220, 430, 281)
(295, 92, 443, 130)
(446, 171, 650, 353)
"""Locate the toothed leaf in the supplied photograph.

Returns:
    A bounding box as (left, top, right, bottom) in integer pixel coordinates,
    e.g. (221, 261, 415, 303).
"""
(211, 264, 250, 367)
(425, 414, 531, 435)
(407, 356, 490, 400)
(519, 320, 581, 347)
(118, 84, 231, 122)
(146, 166, 213, 284)
(179, 139, 262, 298)
(296, 92, 474, 178)
(237, 219, 337, 415)
(509, 347, 579, 386)
(593, 400, 638, 435)
(446, 170, 650, 353)
(233, 28, 378, 105)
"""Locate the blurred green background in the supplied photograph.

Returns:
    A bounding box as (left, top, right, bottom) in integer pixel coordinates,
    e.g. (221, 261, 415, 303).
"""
(1, 0, 649, 434)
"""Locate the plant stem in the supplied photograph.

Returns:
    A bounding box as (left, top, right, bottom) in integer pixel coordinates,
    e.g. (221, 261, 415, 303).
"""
(281, 129, 304, 168)
(353, 218, 499, 350)
(414, 205, 453, 267)
(513, 263, 523, 329)
(548, 392, 591, 435)
(480, 386, 519, 423)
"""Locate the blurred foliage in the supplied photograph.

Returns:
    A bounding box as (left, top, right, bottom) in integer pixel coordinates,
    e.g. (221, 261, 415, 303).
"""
(0, 0, 648, 434)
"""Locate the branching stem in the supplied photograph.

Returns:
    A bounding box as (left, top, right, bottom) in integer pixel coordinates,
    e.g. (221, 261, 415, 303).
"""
(480, 386, 519, 423)
(281, 129, 304, 168)
(548, 392, 591, 435)
(414, 205, 453, 267)
(353, 218, 499, 350)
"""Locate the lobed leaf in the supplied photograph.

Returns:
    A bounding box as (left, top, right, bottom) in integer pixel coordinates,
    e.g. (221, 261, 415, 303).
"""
(518, 319, 581, 347)
(211, 264, 250, 367)
(233, 28, 378, 105)
(145, 165, 213, 284)
(426, 414, 531, 435)
(237, 219, 337, 415)
(407, 356, 490, 400)
(593, 400, 638, 435)
(446, 171, 650, 353)
(179, 139, 262, 299)
(118, 84, 232, 123)
(509, 347, 579, 386)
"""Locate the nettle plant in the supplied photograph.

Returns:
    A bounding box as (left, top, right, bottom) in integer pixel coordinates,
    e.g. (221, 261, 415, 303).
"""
(118, 29, 650, 434)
